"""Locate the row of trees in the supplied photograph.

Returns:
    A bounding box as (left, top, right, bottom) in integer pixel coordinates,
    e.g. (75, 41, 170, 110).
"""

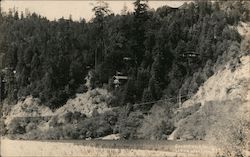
(0, 0, 248, 109)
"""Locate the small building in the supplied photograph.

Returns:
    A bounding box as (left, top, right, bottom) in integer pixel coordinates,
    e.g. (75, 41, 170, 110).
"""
(181, 52, 200, 58)
(113, 75, 128, 88)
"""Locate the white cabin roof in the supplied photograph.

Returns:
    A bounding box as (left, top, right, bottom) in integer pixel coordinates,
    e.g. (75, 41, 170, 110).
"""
(113, 76, 128, 80)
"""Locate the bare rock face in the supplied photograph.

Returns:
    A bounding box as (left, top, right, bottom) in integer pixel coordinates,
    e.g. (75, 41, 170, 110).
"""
(169, 55, 250, 140)
(182, 56, 250, 108)
(4, 96, 54, 126)
(55, 88, 113, 118)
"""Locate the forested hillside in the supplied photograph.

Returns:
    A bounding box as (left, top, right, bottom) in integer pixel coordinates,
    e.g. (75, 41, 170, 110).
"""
(0, 0, 248, 109)
(0, 0, 250, 145)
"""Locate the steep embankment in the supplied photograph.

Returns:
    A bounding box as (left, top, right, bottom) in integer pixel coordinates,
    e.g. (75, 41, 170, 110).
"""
(170, 55, 249, 139)
(169, 22, 250, 142)
(55, 88, 112, 117)
(3, 86, 113, 136)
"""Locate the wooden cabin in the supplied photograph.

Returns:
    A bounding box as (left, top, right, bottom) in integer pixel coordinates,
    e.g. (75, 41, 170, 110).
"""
(113, 72, 129, 88)
(181, 52, 200, 58)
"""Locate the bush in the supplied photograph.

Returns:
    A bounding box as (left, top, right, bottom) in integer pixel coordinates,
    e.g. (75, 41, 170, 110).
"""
(108, 89, 124, 107)
(89, 89, 101, 98)
(7, 118, 27, 134)
(138, 102, 175, 140)
(48, 116, 60, 127)
(63, 112, 73, 123)
(174, 103, 201, 122)
(75, 84, 88, 93)
(77, 114, 115, 138)
(59, 111, 87, 124)
(25, 122, 37, 133)
(174, 99, 249, 143)
(0, 119, 6, 135)
(103, 110, 118, 126)
(207, 107, 250, 157)
(43, 127, 63, 140)
(115, 107, 144, 139)
(62, 124, 79, 139)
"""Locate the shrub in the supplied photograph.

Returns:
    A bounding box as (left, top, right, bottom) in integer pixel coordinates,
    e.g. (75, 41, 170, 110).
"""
(0, 119, 6, 135)
(72, 111, 86, 121)
(174, 103, 201, 122)
(89, 89, 101, 98)
(7, 118, 28, 134)
(77, 114, 114, 138)
(138, 102, 176, 140)
(115, 107, 144, 139)
(25, 122, 37, 133)
(95, 123, 113, 138)
(61, 124, 79, 139)
(43, 127, 62, 140)
(75, 84, 88, 94)
(207, 110, 250, 157)
(103, 110, 118, 126)
(59, 111, 87, 124)
(174, 99, 249, 144)
(48, 116, 60, 127)
(108, 89, 124, 107)
(63, 112, 73, 123)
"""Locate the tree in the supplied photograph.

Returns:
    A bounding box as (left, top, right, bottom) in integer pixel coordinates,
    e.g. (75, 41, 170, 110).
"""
(122, 78, 137, 104)
(142, 87, 153, 103)
(121, 3, 128, 16)
(148, 76, 161, 100)
(151, 51, 166, 88)
(0, 0, 246, 112)
(132, 0, 149, 66)
(135, 68, 150, 101)
(92, 0, 111, 71)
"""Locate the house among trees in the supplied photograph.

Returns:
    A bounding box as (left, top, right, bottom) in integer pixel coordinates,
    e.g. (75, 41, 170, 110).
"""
(181, 52, 200, 58)
(113, 72, 128, 88)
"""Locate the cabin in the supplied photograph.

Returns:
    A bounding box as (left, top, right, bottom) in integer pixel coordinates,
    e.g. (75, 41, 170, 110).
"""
(113, 75, 128, 87)
(178, 52, 201, 66)
(181, 52, 200, 58)
(123, 57, 132, 61)
(113, 71, 128, 88)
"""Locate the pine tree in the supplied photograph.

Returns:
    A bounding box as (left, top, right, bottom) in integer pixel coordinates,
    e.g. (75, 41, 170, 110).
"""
(132, 0, 149, 66)
(122, 78, 137, 104)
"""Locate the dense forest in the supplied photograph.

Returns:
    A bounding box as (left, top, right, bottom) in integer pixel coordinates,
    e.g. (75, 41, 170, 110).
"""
(0, 0, 249, 140)
(1, 0, 248, 108)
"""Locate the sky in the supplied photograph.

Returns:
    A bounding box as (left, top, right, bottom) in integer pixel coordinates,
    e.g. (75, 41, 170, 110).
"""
(1, 1, 186, 21)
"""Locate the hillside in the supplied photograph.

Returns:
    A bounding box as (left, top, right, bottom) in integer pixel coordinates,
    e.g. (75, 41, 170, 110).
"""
(169, 55, 250, 139)
(0, 2, 250, 157)
(2, 86, 114, 139)
(166, 23, 250, 156)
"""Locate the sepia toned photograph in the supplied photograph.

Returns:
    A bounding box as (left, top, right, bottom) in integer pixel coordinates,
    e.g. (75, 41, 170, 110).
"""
(0, 0, 249, 156)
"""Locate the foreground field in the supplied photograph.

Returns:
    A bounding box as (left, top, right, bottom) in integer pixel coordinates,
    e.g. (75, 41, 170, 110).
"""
(0, 138, 219, 157)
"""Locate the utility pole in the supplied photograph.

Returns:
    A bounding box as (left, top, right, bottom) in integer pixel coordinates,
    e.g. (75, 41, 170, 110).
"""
(0, 75, 2, 103)
(178, 89, 182, 108)
(177, 53, 191, 108)
(95, 48, 97, 72)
